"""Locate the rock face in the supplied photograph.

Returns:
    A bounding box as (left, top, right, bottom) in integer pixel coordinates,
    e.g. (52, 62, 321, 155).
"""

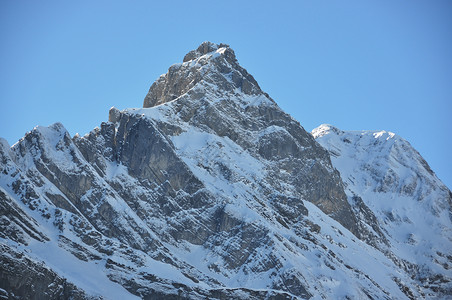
(143, 42, 262, 108)
(0, 42, 451, 299)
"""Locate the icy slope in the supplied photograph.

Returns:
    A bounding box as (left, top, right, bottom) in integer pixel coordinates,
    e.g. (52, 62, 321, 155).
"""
(313, 124, 452, 297)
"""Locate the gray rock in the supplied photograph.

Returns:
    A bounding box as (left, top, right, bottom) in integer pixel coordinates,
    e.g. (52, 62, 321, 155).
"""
(1, 42, 445, 299)
(143, 42, 262, 108)
(0, 243, 96, 300)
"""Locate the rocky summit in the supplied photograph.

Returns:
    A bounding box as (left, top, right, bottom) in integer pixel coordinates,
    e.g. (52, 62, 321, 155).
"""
(1, 42, 451, 299)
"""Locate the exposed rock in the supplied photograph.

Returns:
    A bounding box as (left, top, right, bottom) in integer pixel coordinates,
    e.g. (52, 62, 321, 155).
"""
(143, 42, 263, 108)
(0, 243, 96, 300)
(0, 42, 450, 299)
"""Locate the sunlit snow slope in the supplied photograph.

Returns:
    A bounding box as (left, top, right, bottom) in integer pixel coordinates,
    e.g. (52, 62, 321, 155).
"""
(313, 124, 452, 298)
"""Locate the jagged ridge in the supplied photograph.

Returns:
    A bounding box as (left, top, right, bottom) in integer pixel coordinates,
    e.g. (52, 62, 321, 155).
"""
(0, 42, 450, 299)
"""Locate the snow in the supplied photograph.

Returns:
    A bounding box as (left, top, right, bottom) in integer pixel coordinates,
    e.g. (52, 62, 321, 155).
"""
(104, 161, 130, 180)
(258, 125, 289, 137)
(243, 94, 274, 107)
(313, 123, 452, 288)
(373, 130, 395, 140)
(0, 182, 139, 299)
(108, 98, 432, 298)
(2, 41, 450, 298)
(14, 123, 83, 173)
(25, 239, 140, 300)
(216, 47, 227, 55)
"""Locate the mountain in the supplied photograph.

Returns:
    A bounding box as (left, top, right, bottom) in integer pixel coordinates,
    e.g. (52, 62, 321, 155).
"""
(312, 124, 452, 297)
(0, 42, 451, 299)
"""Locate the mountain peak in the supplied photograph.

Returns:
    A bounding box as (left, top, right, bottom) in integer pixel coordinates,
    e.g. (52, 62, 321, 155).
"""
(143, 41, 262, 108)
(182, 41, 234, 63)
(312, 124, 344, 138)
(3, 42, 452, 299)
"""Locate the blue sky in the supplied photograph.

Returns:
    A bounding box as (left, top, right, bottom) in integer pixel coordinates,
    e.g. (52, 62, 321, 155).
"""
(1, 1, 451, 188)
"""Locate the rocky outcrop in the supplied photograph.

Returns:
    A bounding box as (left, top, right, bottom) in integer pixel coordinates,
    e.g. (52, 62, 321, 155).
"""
(143, 42, 263, 108)
(1, 42, 450, 299)
(144, 42, 359, 236)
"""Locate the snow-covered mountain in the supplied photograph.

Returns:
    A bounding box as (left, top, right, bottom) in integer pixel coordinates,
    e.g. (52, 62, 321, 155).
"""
(312, 124, 452, 297)
(0, 42, 450, 299)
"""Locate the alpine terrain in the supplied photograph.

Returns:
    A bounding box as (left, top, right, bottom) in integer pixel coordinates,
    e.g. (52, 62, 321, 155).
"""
(1, 42, 451, 299)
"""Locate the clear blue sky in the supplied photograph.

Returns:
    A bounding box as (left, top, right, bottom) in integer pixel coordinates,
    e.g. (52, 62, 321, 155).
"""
(1, 1, 451, 189)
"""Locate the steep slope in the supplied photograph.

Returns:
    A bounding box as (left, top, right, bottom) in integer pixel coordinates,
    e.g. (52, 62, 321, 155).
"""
(0, 42, 447, 299)
(141, 41, 357, 233)
(313, 124, 452, 298)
